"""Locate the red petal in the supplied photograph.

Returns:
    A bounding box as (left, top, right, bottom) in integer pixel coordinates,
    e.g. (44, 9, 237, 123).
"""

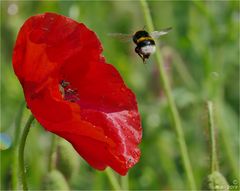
(13, 13, 142, 175)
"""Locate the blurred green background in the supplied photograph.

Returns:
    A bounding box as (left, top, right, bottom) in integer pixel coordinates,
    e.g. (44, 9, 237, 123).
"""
(1, 1, 239, 190)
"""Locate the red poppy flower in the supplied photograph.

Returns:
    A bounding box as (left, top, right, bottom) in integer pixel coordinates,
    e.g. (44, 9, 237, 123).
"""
(12, 13, 142, 175)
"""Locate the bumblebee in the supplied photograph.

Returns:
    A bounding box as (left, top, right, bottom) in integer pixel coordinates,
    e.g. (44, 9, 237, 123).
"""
(110, 27, 172, 63)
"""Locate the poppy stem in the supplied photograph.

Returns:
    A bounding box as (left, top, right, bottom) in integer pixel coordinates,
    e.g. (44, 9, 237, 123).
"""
(121, 174, 129, 190)
(12, 102, 25, 190)
(207, 101, 219, 173)
(18, 114, 35, 191)
(47, 134, 57, 172)
(139, 0, 196, 189)
(105, 168, 121, 190)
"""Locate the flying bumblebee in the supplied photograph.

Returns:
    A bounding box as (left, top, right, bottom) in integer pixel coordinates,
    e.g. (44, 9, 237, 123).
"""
(109, 27, 172, 63)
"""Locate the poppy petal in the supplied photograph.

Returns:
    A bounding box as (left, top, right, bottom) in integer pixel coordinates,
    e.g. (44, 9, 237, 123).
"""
(13, 13, 142, 175)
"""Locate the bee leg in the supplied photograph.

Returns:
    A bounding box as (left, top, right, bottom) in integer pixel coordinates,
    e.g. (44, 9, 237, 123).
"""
(143, 54, 151, 64)
(135, 47, 145, 63)
(142, 57, 146, 64)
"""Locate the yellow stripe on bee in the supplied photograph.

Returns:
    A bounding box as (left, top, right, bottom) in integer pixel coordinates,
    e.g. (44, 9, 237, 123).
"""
(136, 36, 153, 43)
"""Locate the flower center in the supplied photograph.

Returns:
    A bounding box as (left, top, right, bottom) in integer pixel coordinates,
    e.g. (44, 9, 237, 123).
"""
(59, 80, 80, 102)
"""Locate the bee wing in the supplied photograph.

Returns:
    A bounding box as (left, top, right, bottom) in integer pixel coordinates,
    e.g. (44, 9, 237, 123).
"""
(150, 27, 172, 39)
(108, 33, 133, 42)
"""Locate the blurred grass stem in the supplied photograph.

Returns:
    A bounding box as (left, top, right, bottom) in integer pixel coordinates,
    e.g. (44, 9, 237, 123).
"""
(105, 168, 121, 190)
(140, 0, 196, 189)
(169, 48, 197, 89)
(215, 99, 239, 179)
(207, 101, 219, 173)
(18, 114, 35, 191)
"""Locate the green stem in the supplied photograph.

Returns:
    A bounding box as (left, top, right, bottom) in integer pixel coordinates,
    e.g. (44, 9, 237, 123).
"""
(18, 114, 35, 191)
(169, 48, 197, 89)
(13, 102, 26, 145)
(215, 99, 239, 179)
(121, 173, 129, 190)
(140, 0, 196, 189)
(47, 134, 57, 172)
(207, 101, 219, 173)
(12, 102, 25, 190)
(105, 168, 121, 190)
